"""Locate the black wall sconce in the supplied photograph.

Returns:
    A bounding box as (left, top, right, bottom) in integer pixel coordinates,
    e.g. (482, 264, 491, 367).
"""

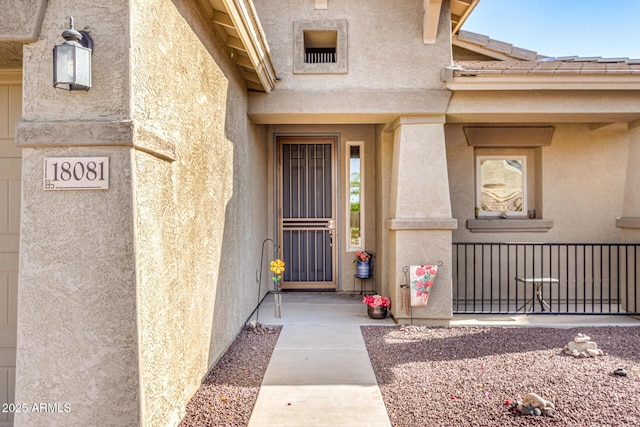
(53, 17, 93, 91)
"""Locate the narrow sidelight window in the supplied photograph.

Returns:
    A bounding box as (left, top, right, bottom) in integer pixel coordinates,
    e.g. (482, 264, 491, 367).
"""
(347, 142, 364, 250)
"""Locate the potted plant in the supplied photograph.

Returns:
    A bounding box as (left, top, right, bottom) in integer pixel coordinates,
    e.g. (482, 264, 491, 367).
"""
(354, 250, 373, 278)
(362, 294, 390, 319)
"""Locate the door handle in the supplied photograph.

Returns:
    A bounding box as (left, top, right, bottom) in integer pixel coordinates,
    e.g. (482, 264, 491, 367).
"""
(326, 219, 335, 232)
(326, 219, 335, 246)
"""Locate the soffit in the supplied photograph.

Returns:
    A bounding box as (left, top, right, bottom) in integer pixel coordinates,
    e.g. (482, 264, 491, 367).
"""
(450, 0, 479, 35)
(424, 0, 477, 44)
(204, 0, 276, 93)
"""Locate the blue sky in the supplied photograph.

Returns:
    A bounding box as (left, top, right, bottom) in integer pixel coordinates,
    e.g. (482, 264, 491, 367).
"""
(461, 0, 640, 59)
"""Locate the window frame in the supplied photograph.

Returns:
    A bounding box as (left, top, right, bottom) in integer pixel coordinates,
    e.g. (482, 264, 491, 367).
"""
(346, 141, 364, 252)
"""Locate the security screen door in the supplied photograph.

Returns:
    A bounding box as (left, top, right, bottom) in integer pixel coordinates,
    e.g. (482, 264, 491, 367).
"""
(278, 136, 336, 290)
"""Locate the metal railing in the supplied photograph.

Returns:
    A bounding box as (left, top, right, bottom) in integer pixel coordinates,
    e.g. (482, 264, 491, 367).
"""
(453, 243, 640, 314)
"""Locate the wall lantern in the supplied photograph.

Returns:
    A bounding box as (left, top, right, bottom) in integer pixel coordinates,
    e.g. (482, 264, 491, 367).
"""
(53, 17, 93, 91)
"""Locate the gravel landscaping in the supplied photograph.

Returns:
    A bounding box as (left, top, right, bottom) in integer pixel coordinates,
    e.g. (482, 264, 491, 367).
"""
(180, 324, 640, 426)
(362, 325, 640, 427)
(179, 325, 281, 427)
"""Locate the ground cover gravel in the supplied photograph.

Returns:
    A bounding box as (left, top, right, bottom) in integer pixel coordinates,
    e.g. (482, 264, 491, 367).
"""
(180, 324, 640, 427)
(179, 325, 281, 427)
(362, 325, 640, 427)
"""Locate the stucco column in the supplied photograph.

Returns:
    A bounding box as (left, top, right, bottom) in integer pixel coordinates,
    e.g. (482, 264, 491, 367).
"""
(617, 125, 640, 228)
(617, 124, 640, 313)
(385, 116, 457, 324)
(13, 2, 141, 426)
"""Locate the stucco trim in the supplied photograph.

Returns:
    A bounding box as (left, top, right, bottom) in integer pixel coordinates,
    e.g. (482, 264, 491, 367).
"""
(385, 218, 458, 230)
(248, 90, 452, 124)
(392, 115, 446, 130)
(466, 218, 553, 232)
(463, 126, 554, 147)
(615, 217, 640, 229)
(15, 120, 177, 161)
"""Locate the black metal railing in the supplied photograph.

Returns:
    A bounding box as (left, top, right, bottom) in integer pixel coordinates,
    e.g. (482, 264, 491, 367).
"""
(453, 243, 640, 314)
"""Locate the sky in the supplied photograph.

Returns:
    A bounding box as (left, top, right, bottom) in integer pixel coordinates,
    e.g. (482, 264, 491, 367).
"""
(461, 0, 640, 59)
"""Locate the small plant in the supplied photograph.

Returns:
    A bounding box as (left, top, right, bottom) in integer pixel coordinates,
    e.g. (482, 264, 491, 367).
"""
(354, 250, 372, 263)
(362, 294, 391, 308)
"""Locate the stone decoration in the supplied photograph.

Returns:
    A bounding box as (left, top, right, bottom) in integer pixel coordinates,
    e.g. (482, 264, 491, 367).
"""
(563, 333, 604, 358)
(511, 392, 556, 417)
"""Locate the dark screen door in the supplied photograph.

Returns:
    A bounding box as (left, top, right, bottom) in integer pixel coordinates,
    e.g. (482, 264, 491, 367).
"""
(278, 136, 336, 290)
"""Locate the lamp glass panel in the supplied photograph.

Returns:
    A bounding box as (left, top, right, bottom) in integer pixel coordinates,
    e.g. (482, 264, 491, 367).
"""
(54, 44, 76, 84)
(75, 47, 91, 87)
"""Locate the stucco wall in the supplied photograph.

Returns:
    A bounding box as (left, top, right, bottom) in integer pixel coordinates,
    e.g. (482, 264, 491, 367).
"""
(131, 1, 268, 425)
(16, 147, 139, 426)
(447, 123, 631, 243)
(20, 0, 130, 122)
(15, 0, 268, 425)
(15, 1, 139, 426)
(252, 0, 451, 92)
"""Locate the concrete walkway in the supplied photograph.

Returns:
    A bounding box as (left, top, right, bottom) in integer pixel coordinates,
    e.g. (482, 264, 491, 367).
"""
(246, 292, 640, 426)
(247, 293, 393, 427)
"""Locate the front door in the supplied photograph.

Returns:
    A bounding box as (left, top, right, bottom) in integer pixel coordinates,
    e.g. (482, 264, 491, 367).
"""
(278, 136, 337, 290)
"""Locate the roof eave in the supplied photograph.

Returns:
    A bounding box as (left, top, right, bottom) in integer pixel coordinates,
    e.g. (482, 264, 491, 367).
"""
(213, 0, 278, 93)
(445, 74, 640, 91)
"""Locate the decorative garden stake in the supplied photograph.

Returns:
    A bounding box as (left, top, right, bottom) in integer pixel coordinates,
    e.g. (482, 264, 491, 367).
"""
(270, 258, 285, 318)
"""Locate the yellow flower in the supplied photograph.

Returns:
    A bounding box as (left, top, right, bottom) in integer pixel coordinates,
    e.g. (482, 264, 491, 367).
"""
(270, 259, 285, 275)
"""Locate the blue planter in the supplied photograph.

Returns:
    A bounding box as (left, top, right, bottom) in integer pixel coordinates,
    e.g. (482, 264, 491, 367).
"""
(356, 261, 370, 278)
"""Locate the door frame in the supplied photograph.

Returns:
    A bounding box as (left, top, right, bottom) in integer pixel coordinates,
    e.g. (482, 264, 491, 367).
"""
(275, 134, 341, 290)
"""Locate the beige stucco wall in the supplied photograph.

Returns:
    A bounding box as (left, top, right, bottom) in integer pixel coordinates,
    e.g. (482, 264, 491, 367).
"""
(16, 147, 138, 426)
(15, 0, 269, 425)
(15, 1, 137, 425)
(253, 0, 451, 92)
(0, 0, 46, 41)
(132, 1, 269, 425)
(447, 123, 632, 243)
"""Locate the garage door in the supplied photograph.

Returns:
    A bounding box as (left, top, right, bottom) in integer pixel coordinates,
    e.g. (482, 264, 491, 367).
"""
(0, 74, 21, 427)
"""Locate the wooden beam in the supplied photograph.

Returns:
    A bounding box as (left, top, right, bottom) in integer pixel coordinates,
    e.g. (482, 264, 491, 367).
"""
(234, 54, 253, 69)
(212, 10, 234, 28)
(423, 0, 442, 44)
(225, 35, 246, 52)
(451, 0, 480, 35)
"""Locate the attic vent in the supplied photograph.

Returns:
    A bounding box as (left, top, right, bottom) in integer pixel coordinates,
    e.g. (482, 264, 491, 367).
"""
(304, 30, 337, 63)
(294, 20, 347, 74)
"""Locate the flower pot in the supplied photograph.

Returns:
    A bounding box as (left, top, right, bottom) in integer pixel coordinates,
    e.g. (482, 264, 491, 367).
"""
(367, 305, 387, 319)
(356, 261, 370, 278)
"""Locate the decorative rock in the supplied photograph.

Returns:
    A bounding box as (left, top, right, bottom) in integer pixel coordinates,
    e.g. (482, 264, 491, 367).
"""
(585, 348, 604, 357)
(574, 333, 591, 343)
(520, 404, 541, 416)
(512, 393, 556, 417)
(522, 392, 555, 411)
(563, 333, 604, 357)
(614, 368, 628, 377)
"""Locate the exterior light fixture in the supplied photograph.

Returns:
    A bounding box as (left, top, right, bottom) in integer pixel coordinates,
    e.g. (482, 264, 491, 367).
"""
(53, 17, 93, 91)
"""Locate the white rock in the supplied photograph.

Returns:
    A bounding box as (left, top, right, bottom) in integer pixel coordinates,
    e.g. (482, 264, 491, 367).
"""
(574, 333, 591, 343)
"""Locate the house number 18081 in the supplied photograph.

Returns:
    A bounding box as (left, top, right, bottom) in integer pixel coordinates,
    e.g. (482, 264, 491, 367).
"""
(43, 157, 110, 190)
